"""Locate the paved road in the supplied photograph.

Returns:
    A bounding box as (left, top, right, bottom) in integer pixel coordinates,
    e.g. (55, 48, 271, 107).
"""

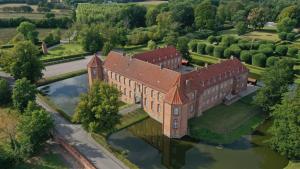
(37, 97, 129, 169)
(43, 55, 93, 78)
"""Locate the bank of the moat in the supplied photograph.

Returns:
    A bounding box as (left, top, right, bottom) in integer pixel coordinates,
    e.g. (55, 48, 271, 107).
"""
(108, 118, 288, 169)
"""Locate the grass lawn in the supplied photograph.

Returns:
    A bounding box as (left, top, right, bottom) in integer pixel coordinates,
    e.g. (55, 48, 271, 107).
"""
(0, 28, 67, 44)
(189, 93, 266, 144)
(242, 31, 280, 42)
(42, 43, 86, 61)
(14, 152, 69, 169)
(284, 161, 300, 169)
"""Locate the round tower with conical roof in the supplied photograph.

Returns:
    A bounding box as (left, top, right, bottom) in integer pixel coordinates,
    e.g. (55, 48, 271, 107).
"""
(87, 54, 103, 87)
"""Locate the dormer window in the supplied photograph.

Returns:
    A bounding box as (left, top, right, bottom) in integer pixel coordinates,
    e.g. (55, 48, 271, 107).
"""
(173, 107, 180, 116)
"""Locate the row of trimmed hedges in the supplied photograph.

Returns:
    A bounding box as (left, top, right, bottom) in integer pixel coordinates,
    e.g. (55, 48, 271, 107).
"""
(41, 52, 91, 63)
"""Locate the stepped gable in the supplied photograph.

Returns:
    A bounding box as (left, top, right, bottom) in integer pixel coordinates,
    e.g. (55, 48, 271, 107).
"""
(103, 51, 180, 93)
(87, 54, 102, 68)
(181, 58, 248, 91)
(133, 46, 181, 64)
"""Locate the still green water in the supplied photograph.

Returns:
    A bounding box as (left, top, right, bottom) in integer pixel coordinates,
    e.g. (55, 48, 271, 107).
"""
(108, 118, 288, 169)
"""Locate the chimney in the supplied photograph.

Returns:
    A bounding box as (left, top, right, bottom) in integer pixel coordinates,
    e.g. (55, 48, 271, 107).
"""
(160, 63, 163, 69)
(123, 52, 126, 57)
(185, 79, 191, 88)
(230, 55, 234, 60)
(204, 63, 208, 68)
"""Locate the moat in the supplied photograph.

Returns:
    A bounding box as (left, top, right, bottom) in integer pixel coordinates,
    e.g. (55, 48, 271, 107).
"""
(40, 75, 288, 169)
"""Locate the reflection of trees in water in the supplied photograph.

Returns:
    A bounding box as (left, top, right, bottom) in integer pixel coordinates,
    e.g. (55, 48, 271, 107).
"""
(128, 118, 194, 169)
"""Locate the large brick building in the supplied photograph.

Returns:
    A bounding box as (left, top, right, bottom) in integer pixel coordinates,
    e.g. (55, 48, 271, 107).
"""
(87, 46, 249, 138)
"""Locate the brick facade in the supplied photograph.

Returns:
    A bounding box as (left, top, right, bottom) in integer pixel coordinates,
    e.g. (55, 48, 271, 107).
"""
(87, 46, 249, 138)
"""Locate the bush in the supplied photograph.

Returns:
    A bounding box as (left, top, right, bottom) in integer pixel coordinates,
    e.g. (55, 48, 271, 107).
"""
(188, 41, 198, 52)
(235, 21, 248, 35)
(278, 32, 287, 40)
(213, 46, 225, 58)
(223, 48, 232, 58)
(252, 53, 267, 67)
(147, 40, 156, 50)
(0, 78, 10, 105)
(102, 42, 114, 56)
(287, 47, 299, 57)
(228, 44, 242, 57)
(286, 33, 296, 41)
(197, 43, 206, 54)
(240, 50, 252, 64)
(220, 35, 236, 47)
(266, 56, 280, 67)
(207, 35, 216, 44)
(275, 45, 288, 56)
(258, 44, 274, 56)
(205, 45, 214, 56)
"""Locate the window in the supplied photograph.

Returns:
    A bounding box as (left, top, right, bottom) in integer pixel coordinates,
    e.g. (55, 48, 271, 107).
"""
(114, 73, 117, 80)
(144, 98, 147, 107)
(157, 92, 160, 101)
(92, 69, 97, 76)
(151, 101, 153, 110)
(144, 87, 147, 94)
(157, 104, 160, 112)
(129, 80, 131, 87)
(124, 88, 126, 95)
(151, 90, 154, 98)
(118, 75, 121, 82)
(190, 104, 194, 113)
(173, 119, 178, 129)
(191, 92, 195, 100)
(173, 107, 179, 116)
(129, 91, 132, 98)
(123, 78, 126, 85)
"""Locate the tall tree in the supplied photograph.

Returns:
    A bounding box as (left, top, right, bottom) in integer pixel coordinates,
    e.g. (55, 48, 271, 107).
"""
(194, 0, 217, 30)
(0, 78, 10, 105)
(73, 81, 121, 133)
(12, 78, 37, 112)
(79, 26, 103, 53)
(247, 7, 267, 30)
(171, 3, 194, 28)
(176, 36, 190, 60)
(146, 8, 159, 26)
(268, 86, 300, 159)
(121, 5, 147, 29)
(10, 41, 44, 83)
(16, 21, 39, 43)
(254, 59, 294, 111)
(277, 17, 297, 33)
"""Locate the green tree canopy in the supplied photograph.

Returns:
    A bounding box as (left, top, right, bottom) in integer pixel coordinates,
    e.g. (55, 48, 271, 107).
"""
(277, 17, 297, 33)
(79, 26, 103, 53)
(0, 78, 10, 105)
(16, 21, 39, 43)
(194, 0, 217, 30)
(268, 86, 300, 159)
(176, 36, 190, 60)
(12, 78, 37, 112)
(247, 7, 267, 30)
(10, 41, 44, 83)
(73, 81, 121, 133)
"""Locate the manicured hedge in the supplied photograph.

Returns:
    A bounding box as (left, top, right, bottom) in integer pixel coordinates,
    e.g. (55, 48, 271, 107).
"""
(189, 41, 198, 52)
(252, 53, 267, 67)
(287, 47, 299, 57)
(228, 44, 242, 57)
(275, 45, 288, 56)
(240, 50, 252, 64)
(213, 46, 225, 58)
(41, 52, 91, 63)
(0, 44, 14, 49)
(266, 56, 280, 67)
(208, 35, 216, 44)
(197, 43, 206, 54)
(258, 44, 274, 56)
(223, 48, 232, 58)
(205, 45, 214, 56)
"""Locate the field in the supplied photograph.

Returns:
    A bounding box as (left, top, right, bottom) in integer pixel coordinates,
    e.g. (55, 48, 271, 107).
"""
(0, 3, 71, 19)
(0, 28, 67, 44)
(242, 31, 280, 42)
(285, 161, 300, 169)
(189, 93, 266, 144)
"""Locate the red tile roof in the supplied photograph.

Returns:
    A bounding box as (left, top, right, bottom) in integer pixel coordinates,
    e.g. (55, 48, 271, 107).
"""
(87, 54, 102, 68)
(165, 76, 189, 105)
(133, 46, 181, 64)
(103, 51, 180, 93)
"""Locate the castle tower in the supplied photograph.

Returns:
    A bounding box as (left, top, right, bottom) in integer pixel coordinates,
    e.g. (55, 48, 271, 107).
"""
(87, 54, 103, 87)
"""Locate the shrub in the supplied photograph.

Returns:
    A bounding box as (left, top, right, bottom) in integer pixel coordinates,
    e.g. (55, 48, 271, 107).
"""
(215, 36, 222, 43)
(188, 40, 198, 52)
(240, 51, 252, 64)
(252, 53, 267, 67)
(102, 42, 114, 56)
(287, 47, 299, 57)
(207, 35, 216, 44)
(275, 45, 288, 56)
(278, 32, 287, 40)
(0, 78, 10, 105)
(205, 45, 214, 56)
(197, 43, 206, 54)
(235, 21, 248, 35)
(147, 40, 156, 50)
(259, 44, 274, 56)
(266, 56, 280, 67)
(286, 32, 296, 41)
(223, 48, 232, 58)
(213, 46, 225, 58)
(220, 35, 236, 47)
(228, 44, 242, 57)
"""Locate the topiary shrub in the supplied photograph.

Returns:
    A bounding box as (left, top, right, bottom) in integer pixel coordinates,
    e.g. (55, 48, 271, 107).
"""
(228, 44, 242, 58)
(215, 36, 222, 43)
(207, 35, 216, 44)
(275, 45, 288, 56)
(223, 48, 232, 58)
(213, 46, 225, 58)
(205, 45, 215, 56)
(286, 32, 296, 41)
(188, 40, 198, 52)
(278, 32, 287, 40)
(197, 43, 206, 54)
(240, 50, 252, 64)
(258, 44, 274, 56)
(147, 40, 157, 50)
(220, 35, 236, 47)
(266, 56, 280, 67)
(287, 47, 299, 57)
(252, 53, 267, 67)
